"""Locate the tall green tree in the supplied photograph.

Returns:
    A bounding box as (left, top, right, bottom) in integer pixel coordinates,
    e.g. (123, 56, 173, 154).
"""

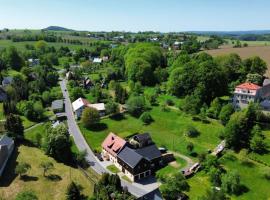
(81, 107, 100, 128)
(15, 162, 31, 178)
(2, 46, 24, 70)
(42, 124, 72, 163)
(5, 114, 24, 140)
(66, 181, 83, 200)
(160, 173, 189, 200)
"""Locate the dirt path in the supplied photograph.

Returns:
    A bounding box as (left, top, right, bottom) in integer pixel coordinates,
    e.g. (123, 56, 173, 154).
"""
(169, 151, 195, 170)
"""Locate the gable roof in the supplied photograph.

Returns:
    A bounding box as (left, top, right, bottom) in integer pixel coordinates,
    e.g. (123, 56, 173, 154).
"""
(88, 103, 105, 111)
(117, 146, 143, 168)
(102, 133, 126, 157)
(134, 133, 152, 143)
(135, 144, 162, 161)
(93, 58, 102, 63)
(72, 98, 89, 111)
(236, 82, 261, 90)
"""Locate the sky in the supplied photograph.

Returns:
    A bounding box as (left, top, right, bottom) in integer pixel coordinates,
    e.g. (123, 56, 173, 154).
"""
(0, 0, 270, 32)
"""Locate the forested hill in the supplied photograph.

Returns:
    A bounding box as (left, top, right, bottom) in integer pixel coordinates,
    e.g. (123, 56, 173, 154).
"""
(42, 26, 73, 31)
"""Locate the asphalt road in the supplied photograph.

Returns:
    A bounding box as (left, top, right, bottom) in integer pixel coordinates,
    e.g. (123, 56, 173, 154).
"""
(60, 79, 106, 174)
(59, 79, 152, 198)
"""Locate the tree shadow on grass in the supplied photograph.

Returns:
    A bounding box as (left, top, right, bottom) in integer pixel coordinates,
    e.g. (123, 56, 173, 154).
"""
(235, 184, 249, 196)
(46, 174, 62, 182)
(21, 175, 38, 182)
(241, 159, 255, 168)
(109, 113, 126, 121)
(0, 146, 19, 187)
(87, 123, 108, 132)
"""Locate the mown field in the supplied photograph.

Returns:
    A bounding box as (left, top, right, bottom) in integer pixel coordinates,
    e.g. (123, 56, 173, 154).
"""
(0, 145, 94, 200)
(205, 46, 270, 77)
(79, 105, 223, 156)
(0, 39, 91, 51)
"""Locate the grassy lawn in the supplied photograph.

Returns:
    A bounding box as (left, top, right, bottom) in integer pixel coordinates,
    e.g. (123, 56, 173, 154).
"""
(219, 151, 270, 200)
(80, 106, 223, 156)
(0, 103, 4, 121)
(106, 165, 120, 173)
(24, 123, 47, 143)
(247, 130, 270, 166)
(156, 156, 187, 179)
(0, 145, 94, 200)
(122, 175, 132, 183)
(21, 116, 36, 129)
(186, 171, 211, 199)
(0, 39, 93, 51)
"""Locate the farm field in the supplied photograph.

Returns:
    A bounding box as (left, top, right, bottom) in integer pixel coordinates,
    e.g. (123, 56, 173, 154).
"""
(0, 145, 94, 200)
(205, 46, 270, 77)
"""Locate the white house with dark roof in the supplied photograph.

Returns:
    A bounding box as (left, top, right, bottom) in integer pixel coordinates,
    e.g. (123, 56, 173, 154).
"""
(102, 132, 163, 182)
(0, 135, 14, 177)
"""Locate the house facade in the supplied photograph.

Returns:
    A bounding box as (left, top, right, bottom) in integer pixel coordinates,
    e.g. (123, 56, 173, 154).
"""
(102, 132, 126, 167)
(117, 147, 151, 182)
(233, 82, 270, 109)
(101, 132, 163, 182)
(0, 136, 14, 177)
(72, 98, 90, 118)
(72, 98, 106, 118)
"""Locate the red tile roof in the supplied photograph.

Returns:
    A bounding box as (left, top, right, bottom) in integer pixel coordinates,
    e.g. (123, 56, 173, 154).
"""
(102, 133, 126, 157)
(236, 82, 261, 90)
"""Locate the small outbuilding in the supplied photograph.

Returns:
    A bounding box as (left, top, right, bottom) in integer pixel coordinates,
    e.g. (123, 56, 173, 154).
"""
(51, 99, 64, 113)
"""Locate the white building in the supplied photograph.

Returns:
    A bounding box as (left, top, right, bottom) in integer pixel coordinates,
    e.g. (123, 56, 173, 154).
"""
(233, 82, 270, 109)
(72, 98, 90, 118)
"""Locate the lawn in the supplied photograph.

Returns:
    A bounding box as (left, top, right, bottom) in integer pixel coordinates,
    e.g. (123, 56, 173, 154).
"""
(219, 151, 270, 200)
(80, 106, 224, 156)
(24, 123, 47, 144)
(0, 103, 4, 121)
(21, 116, 36, 129)
(0, 39, 93, 51)
(0, 145, 94, 200)
(106, 165, 120, 173)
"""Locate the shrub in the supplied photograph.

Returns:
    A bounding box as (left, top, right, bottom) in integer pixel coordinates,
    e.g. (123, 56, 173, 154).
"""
(140, 112, 153, 124)
(184, 125, 200, 138)
(127, 96, 146, 117)
(165, 99, 174, 106)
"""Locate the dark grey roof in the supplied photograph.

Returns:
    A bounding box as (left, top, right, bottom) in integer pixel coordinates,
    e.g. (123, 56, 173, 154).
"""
(135, 144, 162, 161)
(51, 99, 64, 110)
(2, 77, 13, 85)
(117, 147, 143, 168)
(140, 189, 163, 200)
(0, 87, 7, 102)
(0, 135, 14, 146)
(134, 133, 152, 143)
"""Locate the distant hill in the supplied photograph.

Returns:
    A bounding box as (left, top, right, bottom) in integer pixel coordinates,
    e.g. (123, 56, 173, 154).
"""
(188, 30, 270, 36)
(42, 26, 74, 31)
